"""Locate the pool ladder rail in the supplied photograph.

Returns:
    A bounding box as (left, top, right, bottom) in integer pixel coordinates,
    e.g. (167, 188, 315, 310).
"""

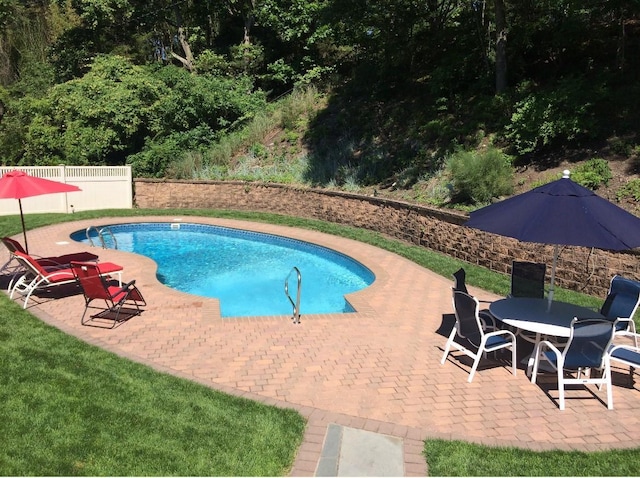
(285, 266, 301, 324)
(86, 226, 118, 249)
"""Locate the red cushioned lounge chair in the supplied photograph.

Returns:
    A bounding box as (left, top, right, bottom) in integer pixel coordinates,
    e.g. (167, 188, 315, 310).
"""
(1, 236, 99, 284)
(9, 251, 122, 309)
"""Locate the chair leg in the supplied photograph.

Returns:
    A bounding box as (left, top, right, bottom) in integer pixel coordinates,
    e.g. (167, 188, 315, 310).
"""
(440, 328, 457, 365)
(9, 275, 26, 299)
(510, 342, 517, 377)
(468, 336, 488, 382)
(7, 271, 21, 292)
(604, 360, 614, 410)
(606, 383, 613, 410)
(9, 275, 36, 308)
(557, 366, 565, 411)
(530, 345, 541, 384)
(80, 304, 91, 326)
(468, 354, 482, 383)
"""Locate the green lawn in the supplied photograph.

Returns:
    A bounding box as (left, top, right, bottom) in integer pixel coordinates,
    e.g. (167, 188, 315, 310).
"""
(0, 295, 305, 475)
(1, 208, 638, 476)
(425, 440, 640, 476)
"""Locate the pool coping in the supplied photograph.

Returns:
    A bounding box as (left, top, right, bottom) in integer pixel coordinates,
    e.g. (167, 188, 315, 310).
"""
(74, 219, 378, 320)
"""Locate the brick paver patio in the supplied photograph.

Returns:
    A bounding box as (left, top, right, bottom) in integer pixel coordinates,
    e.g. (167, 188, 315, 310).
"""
(4, 215, 640, 476)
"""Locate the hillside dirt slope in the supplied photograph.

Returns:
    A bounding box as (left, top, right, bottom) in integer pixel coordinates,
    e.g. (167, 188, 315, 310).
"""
(376, 152, 640, 215)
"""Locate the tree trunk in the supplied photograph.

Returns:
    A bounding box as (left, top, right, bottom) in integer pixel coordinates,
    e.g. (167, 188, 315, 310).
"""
(170, 26, 195, 72)
(243, 13, 254, 44)
(494, 0, 507, 94)
(616, 11, 626, 71)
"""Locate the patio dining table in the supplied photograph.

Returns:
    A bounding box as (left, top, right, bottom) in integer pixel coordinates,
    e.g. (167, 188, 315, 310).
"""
(489, 297, 604, 375)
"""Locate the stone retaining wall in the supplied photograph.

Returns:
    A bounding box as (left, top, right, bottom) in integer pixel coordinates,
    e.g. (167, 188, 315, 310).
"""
(134, 179, 640, 298)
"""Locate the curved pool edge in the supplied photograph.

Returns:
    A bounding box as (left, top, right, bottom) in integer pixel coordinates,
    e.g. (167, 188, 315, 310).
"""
(69, 220, 376, 318)
(27, 215, 392, 321)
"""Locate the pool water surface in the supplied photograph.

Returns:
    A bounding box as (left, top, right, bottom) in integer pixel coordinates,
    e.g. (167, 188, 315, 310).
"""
(71, 223, 375, 317)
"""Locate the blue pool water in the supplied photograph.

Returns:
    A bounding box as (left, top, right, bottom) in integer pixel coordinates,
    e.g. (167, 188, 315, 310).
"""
(70, 223, 374, 317)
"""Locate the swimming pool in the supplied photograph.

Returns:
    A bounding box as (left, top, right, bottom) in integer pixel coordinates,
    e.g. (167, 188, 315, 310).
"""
(70, 222, 375, 318)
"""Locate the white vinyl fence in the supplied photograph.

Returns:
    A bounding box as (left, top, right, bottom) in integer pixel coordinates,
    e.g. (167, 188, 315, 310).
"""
(0, 165, 133, 216)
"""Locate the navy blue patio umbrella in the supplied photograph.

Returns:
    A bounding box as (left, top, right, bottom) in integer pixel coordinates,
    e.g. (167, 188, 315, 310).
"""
(465, 170, 640, 302)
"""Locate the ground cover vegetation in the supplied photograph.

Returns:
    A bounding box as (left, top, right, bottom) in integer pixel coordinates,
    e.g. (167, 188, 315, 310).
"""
(2, 208, 639, 476)
(0, 1, 639, 210)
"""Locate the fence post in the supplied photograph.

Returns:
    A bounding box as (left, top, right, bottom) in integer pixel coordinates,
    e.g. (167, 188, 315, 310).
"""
(60, 165, 71, 213)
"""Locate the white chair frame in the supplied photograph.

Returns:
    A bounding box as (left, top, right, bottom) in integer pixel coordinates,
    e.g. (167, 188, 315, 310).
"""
(441, 290, 517, 382)
(531, 317, 617, 410)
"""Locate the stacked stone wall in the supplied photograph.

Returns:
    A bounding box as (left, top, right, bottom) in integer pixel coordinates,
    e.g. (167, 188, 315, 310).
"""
(134, 179, 640, 298)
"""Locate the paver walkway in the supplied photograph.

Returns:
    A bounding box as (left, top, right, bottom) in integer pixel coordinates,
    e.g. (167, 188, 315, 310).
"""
(4, 216, 640, 476)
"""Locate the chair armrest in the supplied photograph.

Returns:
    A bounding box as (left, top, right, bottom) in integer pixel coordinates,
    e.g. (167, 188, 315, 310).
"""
(610, 343, 640, 354)
(613, 317, 635, 329)
(535, 339, 562, 358)
(479, 310, 496, 331)
(38, 259, 68, 270)
(485, 328, 517, 342)
(116, 279, 136, 293)
(609, 344, 640, 368)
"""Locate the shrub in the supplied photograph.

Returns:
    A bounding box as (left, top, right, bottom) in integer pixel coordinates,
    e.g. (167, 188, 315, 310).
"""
(616, 179, 640, 202)
(506, 77, 599, 154)
(194, 49, 229, 75)
(279, 86, 320, 131)
(571, 158, 612, 190)
(447, 147, 514, 204)
(609, 137, 634, 157)
(127, 133, 187, 178)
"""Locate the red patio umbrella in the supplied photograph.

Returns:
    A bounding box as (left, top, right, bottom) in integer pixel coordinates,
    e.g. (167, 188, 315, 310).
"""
(0, 170, 81, 253)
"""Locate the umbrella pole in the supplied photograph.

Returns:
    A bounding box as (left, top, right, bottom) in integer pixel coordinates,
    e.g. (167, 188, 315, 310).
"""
(18, 199, 28, 254)
(548, 244, 559, 308)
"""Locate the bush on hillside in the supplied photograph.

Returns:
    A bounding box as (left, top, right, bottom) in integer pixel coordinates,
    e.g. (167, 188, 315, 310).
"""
(505, 77, 600, 154)
(617, 179, 640, 202)
(447, 147, 514, 204)
(571, 158, 612, 190)
(0, 54, 267, 175)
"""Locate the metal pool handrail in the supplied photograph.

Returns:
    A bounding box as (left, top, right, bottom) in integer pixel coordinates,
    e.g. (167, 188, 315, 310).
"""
(285, 266, 302, 324)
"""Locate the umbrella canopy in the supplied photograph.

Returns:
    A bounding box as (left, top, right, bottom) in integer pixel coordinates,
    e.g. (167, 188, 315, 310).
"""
(0, 170, 81, 253)
(465, 170, 640, 301)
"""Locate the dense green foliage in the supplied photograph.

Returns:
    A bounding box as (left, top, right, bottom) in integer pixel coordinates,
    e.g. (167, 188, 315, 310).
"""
(0, 0, 639, 203)
(447, 147, 514, 204)
(0, 54, 266, 176)
(505, 77, 601, 155)
(571, 158, 612, 190)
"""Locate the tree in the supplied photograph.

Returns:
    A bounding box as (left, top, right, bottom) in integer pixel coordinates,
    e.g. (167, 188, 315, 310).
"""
(218, 0, 258, 44)
(494, 0, 507, 93)
(0, 53, 268, 174)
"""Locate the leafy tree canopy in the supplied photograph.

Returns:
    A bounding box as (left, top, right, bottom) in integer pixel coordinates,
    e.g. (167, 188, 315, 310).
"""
(0, 0, 639, 181)
(1, 54, 266, 175)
